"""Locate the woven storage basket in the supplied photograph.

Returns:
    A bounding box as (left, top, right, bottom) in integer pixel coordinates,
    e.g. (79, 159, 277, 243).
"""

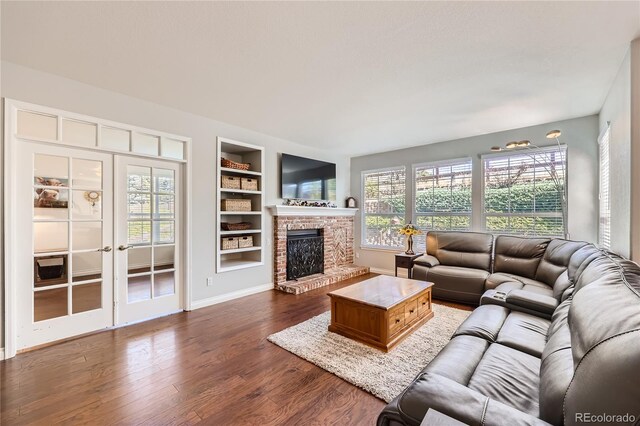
(221, 199, 251, 211)
(221, 158, 250, 171)
(221, 237, 239, 250)
(221, 175, 241, 190)
(221, 222, 252, 231)
(238, 235, 254, 248)
(241, 178, 258, 191)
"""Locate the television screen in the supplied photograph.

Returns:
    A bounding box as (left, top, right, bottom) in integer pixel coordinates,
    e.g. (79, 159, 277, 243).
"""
(281, 154, 336, 201)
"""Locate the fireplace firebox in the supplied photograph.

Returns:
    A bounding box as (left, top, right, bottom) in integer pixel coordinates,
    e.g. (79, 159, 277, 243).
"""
(286, 229, 324, 280)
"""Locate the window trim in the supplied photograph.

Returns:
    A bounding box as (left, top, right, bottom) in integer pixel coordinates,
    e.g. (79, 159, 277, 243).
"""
(480, 144, 568, 237)
(360, 165, 407, 250)
(598, 125, 611, 249)
(412, 157, 473, 232)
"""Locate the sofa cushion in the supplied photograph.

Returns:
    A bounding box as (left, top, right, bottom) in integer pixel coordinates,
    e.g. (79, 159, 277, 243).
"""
(426, 231, 493, 271)
(426, 265, 489, 305)
(453, 304, 509, 342)
(493, 235, 549, 279)
(485, 273, 550, 292)
(535, 239, 588, 286)
(421, 335, 490, 385)
(467, 343, 541, 417)
(495, 311, 550, 358)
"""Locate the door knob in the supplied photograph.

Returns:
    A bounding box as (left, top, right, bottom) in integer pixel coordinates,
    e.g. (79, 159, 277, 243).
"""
(118, 245, 134, 251)
(98, 246, 112, 252)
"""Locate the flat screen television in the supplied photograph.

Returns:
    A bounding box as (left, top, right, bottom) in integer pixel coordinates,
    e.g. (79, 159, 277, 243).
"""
(281, 153, 336, 201)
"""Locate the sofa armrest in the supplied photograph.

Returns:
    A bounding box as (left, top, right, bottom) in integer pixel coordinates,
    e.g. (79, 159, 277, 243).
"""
(378, 373, 551, 426)
(506, 289, 558, 316)
(413, 255, 440, 268)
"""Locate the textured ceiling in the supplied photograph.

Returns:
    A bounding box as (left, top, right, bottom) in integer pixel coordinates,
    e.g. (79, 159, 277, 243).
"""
(2, 1, 639, 156)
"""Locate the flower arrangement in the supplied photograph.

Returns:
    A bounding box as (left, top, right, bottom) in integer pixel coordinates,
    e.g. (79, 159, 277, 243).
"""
(398, 223, 421, 237)
(398, 222, 421, 255)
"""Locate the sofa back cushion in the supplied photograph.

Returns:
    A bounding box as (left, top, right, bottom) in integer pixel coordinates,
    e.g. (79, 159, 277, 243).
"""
(563, 252, 640, 425)
(535, 239, 588, 286)
(539, 298, 574, 425)
(493, 235, 549, 279)
(426, 231, 493, 271)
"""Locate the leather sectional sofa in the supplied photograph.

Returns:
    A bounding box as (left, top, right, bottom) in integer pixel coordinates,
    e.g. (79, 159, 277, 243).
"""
(378, 232, 640, 425)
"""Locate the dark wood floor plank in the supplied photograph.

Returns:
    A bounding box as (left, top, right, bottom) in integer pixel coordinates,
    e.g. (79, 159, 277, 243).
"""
(1, 273, 469, 425)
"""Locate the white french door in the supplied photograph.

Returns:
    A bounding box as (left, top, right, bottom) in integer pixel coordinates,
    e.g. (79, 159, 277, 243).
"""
(16, 142, 114, 350)
(114, 156, 182, 325)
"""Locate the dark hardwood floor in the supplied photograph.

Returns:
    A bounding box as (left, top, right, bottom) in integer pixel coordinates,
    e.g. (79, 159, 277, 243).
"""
(0, 273, 470, 425)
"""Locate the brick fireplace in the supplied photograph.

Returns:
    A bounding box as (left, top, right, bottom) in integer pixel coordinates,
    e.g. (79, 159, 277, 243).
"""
(270, 206, 369, 294)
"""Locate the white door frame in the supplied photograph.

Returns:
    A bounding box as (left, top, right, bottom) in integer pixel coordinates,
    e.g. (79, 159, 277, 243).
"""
(3, 98, 193, 359)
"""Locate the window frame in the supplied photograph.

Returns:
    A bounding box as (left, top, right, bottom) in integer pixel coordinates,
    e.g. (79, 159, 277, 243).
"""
(480, 144, 568, 237)
(412, 157, 473, 235)
(598, 126, 611, 249)
(360, 165, 407, 250)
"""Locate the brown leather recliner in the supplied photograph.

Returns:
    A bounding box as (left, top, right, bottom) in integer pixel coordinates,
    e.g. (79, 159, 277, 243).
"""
(378, 245, 640, 425)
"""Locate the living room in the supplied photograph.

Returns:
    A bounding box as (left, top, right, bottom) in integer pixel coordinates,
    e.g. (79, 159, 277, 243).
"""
(1, 1, 639, 425)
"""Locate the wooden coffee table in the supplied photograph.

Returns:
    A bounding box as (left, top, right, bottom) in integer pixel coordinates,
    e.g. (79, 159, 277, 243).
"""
(327, 275, 434, 352)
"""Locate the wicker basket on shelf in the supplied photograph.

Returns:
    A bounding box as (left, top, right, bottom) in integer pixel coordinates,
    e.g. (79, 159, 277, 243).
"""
(221, 222, 252, 231)
(221, 237, 239, 250)
(221, 158, 251, 171)
(241, 178, 258, 191)
(221, 199, 251, 211)
(221, 175, 241, 190)
(238, 236, 253, 248)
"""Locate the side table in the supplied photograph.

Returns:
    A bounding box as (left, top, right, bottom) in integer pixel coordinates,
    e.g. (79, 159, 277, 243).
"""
(395, 252, 423, 279)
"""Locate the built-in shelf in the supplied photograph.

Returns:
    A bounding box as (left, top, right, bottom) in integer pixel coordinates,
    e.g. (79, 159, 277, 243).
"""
(217, 137, 265, 273)
(220, 229, 262, 236)
(220, 188, 262, 195)
(220, 246, 262, 255)
(220, 211, 262, 215)
(220, 167, 262, 176)
(219, 259, 264, 273)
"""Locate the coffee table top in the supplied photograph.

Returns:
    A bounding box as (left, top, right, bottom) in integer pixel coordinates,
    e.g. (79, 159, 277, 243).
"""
(328, 275, 433, 310)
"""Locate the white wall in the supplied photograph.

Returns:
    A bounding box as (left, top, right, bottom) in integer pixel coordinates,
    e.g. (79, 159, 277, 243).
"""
(0, 61, 350, 349)
(599, 50, 631, 257)
(350, 115, 600, 274)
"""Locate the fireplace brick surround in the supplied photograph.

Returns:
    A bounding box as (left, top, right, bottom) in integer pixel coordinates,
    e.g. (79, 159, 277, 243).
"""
(272, 210, 369, 294)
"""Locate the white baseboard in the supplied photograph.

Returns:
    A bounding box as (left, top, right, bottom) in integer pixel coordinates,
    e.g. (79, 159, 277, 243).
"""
(190, 283, 273, 310)
(369, 267, 409, 278)
(0, 348, 5, 361)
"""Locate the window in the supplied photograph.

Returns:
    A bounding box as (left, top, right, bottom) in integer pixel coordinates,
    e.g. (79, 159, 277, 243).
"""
(599, 127, 611, 249)
(362, 167, 406, 248)
(483, 147, 566, 237)
(414, 159, 472, 250)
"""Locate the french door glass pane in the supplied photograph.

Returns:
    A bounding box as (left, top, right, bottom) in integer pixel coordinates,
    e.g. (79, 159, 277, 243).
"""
(128, 193, 151, 219)
(128, 247, 152, 274)
(34, 287, 68, 322)
(128, 221, 151, 244)
(34, 154, 68, 186)
(154, 195, 175, 219)
(34, 222, 68, 253)
(154, 272, 174, 297)
(154, 168, 174, 193)
(34, 189, 69, 219)
(72, 159, 102, 189)
(71, 190, 102, 220)
(72, 282, 102, 313)
(128, 166, 151, 192)
(154, 245, 175, 270)
(153, 221, 174, 244)
(72, 221, 102, 251)
(128, 275, 152, 303)
(72, 251, 102, 282)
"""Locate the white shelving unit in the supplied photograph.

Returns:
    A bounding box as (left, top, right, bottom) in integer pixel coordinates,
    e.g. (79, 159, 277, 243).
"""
(216, 137, 265, 273)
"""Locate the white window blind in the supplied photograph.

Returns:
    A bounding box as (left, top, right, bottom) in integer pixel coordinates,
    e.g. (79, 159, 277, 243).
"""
(414, 159, 472, 250)
(483, 147, 566, 237)
(599, 127, 611, 249)
(362, 167, 406, 248)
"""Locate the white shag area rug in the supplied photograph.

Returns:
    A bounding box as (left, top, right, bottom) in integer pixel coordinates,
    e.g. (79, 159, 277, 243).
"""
(267, 303, 471, 403)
